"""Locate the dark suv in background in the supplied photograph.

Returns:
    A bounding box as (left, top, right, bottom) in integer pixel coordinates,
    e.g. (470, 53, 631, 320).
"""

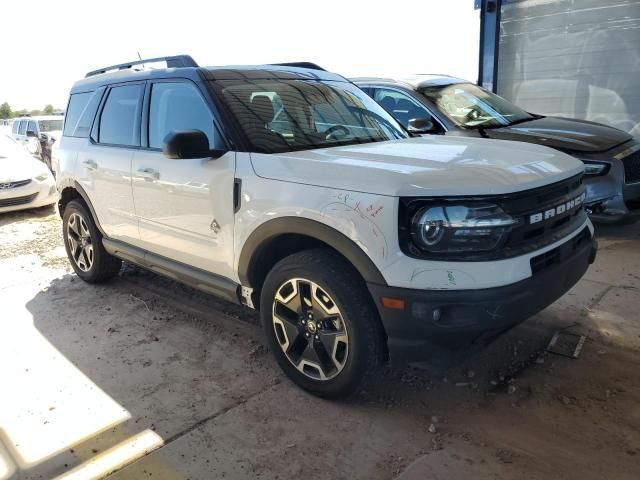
(354, 75, 640, 223)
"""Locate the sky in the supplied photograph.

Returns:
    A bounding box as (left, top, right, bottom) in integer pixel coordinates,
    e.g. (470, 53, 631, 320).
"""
(0, 0, 479, 111)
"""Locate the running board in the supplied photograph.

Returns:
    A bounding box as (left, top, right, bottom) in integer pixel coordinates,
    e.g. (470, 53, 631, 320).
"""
(102, 238, 241, 305)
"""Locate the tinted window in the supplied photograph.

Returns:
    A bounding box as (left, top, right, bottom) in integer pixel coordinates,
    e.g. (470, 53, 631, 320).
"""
(18, 120, 27, 135)
(214, 79, 407, 154)
(149, 82, 217, 149)
(99, 85, 142, 146)
(64, 92, 93, 137)
(419, 83, 532, 128)
(373, 88, 433, 129)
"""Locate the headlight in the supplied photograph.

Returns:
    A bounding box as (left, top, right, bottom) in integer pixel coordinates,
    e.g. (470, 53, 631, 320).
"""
(34, 173, 50, 182)
(411, 204, 518, 253)
(582, 160, 610, 176)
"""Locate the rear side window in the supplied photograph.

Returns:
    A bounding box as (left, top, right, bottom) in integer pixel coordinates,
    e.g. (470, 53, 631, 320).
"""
(18, 121, 27, 135)
(148, 82, 218, 149)
(64, 92, 93, 137)
(98, 85, 142, 146)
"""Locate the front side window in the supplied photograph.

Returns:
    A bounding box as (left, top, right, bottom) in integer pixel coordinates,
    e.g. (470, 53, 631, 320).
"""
(373, 88, 433, 129)
(213, 79, 407, 154)
(12, 121, 19, 134)
(18, 120, 27, 135)
(98, 84, 142, 146)
(149, 82, 218, 149)
(419, 83, 533, 129)
(27, 120, 37, 133)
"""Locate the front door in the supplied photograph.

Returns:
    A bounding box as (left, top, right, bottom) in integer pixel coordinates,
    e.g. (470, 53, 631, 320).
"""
(132, 80, 235, 279)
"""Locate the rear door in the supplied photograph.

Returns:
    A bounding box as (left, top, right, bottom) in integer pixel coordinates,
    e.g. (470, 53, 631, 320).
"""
(77, 83, 142, 242)
(131, 79, 236, 278)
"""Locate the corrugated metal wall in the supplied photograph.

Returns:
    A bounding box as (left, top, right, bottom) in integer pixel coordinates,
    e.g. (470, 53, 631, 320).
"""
(497, 0, 640, 137)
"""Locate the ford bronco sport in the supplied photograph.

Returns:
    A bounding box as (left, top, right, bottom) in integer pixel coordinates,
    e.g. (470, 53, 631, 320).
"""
(56, 55, 597, 398)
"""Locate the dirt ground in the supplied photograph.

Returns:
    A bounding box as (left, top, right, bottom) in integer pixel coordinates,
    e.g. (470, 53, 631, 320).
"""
(0, 206, 639, 480)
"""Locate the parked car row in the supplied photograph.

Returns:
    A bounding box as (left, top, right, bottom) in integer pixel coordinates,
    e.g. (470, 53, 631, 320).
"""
(3, 55, 636, 398)
(10, 115, 63, 170)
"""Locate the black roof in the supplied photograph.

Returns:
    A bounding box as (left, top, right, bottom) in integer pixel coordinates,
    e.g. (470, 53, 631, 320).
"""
(71, 56, 347, 94)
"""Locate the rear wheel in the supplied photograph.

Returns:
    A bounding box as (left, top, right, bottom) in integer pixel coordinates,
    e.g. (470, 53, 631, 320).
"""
(260, 249, 384, 398)
(62, 200, 122, 282)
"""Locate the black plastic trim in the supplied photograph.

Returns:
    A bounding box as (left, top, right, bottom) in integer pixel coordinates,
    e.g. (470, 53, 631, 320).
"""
(238, 217, 387, 287)
(102, 238, 240, 304)
(369, 227, 596, 360)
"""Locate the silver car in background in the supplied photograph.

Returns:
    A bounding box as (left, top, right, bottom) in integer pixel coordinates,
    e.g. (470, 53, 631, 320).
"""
(355, 75, 640, 223)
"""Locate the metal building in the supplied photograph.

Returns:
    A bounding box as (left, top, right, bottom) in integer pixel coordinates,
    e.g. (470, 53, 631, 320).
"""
(478, 0, 640, 137)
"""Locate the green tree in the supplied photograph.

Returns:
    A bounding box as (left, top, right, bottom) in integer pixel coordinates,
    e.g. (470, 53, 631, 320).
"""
(43, 104, 54, 115)
(0, 102, 11, 119)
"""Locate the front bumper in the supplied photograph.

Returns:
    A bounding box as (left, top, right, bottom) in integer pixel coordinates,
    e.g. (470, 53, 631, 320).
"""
(583, 143, 640, 224)
(0, 178, 58, 214)
(368, 227, 597, 361)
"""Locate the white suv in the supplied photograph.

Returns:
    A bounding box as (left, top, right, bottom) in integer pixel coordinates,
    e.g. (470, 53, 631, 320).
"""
(55, 56, 597, 398)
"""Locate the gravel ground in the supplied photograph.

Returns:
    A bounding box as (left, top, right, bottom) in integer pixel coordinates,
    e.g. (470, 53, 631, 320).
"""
(0, 205, 639, 480)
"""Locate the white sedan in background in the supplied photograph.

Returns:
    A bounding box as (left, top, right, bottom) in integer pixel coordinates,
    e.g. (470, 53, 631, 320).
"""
(0, 136, 57, 213)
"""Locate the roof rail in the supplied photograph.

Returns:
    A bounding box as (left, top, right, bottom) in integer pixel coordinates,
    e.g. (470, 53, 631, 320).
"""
(271, 62, 326, 71)
(85, 55, 199, 78)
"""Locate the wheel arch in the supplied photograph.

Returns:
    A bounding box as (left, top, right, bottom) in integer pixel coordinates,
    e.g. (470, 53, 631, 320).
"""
(58, 181, 105, 235)
(238, 217, 387, 295)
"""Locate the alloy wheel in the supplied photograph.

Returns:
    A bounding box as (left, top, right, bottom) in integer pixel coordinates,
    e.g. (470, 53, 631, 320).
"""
(66, 212, 94, 272)
(272, 278, 349, 381)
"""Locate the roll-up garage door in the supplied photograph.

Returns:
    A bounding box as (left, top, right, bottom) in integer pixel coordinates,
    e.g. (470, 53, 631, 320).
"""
(497, 0, 640, 137)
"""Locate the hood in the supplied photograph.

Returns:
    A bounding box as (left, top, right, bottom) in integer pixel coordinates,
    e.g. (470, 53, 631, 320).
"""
(485, 116, 632, 153)
(0, 142, 49, 182)
(250, 136, 584, 197)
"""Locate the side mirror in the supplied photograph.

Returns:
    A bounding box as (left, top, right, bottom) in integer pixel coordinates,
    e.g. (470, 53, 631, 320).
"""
(26, 130, 37, 138)
(407, 118, 436, 134)
(162, 130, 226, 160)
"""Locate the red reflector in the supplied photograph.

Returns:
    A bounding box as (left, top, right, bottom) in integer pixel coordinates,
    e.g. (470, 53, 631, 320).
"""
(381, 297, 405, 310)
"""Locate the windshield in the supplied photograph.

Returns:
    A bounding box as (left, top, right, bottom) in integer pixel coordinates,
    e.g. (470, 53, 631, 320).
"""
(38, 119, 63, 132)
(213, 79, 408, 153)
(419, 83, 533, 129)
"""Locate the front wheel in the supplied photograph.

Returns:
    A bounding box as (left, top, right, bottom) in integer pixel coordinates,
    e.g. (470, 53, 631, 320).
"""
(260, 249, 385, 399)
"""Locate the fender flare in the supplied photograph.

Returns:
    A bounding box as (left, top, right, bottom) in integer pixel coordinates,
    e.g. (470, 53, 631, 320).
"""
(237, 216, 387, 287)
(58, 180, 106, 235)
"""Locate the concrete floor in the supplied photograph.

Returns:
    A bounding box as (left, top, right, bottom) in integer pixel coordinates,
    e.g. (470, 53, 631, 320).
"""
(0, 188, 639, 478)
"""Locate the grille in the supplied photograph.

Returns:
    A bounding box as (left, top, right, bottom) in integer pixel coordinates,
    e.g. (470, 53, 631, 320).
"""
(622, 151, 640, 184)
(500, 175, 586, 254)
(0, 179, 31, 190)
(530, 227, 591, 275)
(0, 192, 38, 208)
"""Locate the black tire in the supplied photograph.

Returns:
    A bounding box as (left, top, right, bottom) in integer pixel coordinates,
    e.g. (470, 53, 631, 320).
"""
(260, 248, 385, 399)
(62, 199, 122, 283)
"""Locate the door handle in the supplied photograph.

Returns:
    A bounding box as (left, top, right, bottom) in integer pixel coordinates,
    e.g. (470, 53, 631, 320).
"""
(137, 167, 160, 181)
(82, 159, 97, 171)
